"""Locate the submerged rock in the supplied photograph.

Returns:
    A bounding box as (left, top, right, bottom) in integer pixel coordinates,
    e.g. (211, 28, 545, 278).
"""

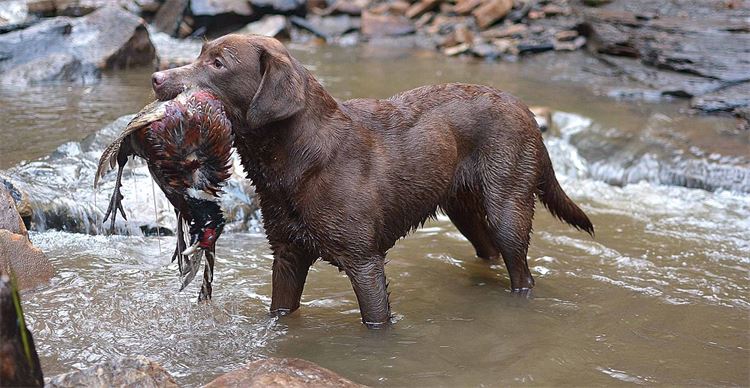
(0, 6, 155, 85)
(203, 358, 363, 388)
(0, 272, 44, 387)
(45, 356, 177, 388)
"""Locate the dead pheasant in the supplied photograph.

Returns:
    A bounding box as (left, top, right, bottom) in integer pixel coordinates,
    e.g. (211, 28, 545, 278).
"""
(94, 88, 233, 301)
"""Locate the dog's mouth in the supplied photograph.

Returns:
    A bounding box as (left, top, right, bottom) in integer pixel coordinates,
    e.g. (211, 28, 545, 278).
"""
(154, 83, 186, 101)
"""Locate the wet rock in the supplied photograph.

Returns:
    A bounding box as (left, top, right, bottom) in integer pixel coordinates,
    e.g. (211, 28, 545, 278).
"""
(149, 28, 201, 69)
(553, 35, 585, 51)
(191, 0, 252, 17)
(203, 357, 363, 388)
(540, 3, 566, 16)
(320, 0, 370, 16)
(237, 15, 290, 38)
(136, 0, 161, 14)
(598, 55, 726, 98)
(453, 0, 482, 15)
(578, 2, 750, 83)
(0, 6, 155, 86)
(21, 0, 138, 17)
(691, 82, 750, 115)
(554, 29, 578, 41)
(517, 41, 553, 55)
(582, 0, 611, 6)
(26, 0, 56, 16)
(443, 42, 470, 56)
(189, 0, 256, 35)
(0, 230, 53, 290)
(53, 0, 124, 16)
(0, 0, 32, 33)
(45, 356, 177, 388)
(424, 14, 471, 36)
(405, 0, 440, 19)
(249, 0, 306, 15)
(453, 22, 473, 44)
(302, 14, 359, 38)
(374, 0, 411, 15)
(0, 178, 30, 224)
(470, 41, 502, 58)
(0, 272, 44, 387)
(505, 0, 530, 22)
(414, 11, 433, 28)
(361, 11, 414, 37)
(735, 107, 750, 131)
(472, 0, 512, 29)
(152, 0, 188, 36)
(480, 22, 526, 38)
(0, 185, 26, 237)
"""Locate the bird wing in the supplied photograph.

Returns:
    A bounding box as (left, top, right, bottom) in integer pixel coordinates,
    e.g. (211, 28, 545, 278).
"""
(146, 98, 233, 197)
(93, 99, 169, 188)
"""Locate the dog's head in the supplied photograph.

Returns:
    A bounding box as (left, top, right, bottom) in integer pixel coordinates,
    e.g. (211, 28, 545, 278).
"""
(152, 34, 307, 130)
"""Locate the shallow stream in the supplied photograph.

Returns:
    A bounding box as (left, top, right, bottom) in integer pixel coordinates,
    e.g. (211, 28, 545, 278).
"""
(2, 44, 748, 386)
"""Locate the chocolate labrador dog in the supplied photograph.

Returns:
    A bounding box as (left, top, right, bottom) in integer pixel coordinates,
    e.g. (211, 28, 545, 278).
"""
(151, 34, 594, 327)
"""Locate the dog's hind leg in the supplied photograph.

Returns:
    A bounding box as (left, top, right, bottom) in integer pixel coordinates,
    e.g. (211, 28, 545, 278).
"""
(485, 191, 536, 291)
(480, 150, 538, 291)
(443, 189, 500, 261)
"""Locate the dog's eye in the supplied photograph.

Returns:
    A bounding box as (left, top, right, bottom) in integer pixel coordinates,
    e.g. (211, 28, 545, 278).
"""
(213, 59, 223, 69)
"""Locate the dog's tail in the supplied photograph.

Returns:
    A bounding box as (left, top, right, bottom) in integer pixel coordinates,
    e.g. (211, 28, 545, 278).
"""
(537, 147, 594, 236)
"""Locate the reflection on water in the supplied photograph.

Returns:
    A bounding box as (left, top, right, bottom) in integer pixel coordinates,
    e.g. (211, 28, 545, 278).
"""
(0, 71, 153, 170)
(3, 44, 749, 386)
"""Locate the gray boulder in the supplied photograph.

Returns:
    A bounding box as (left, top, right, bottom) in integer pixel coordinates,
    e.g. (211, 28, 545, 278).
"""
(0, 6, 155, 86)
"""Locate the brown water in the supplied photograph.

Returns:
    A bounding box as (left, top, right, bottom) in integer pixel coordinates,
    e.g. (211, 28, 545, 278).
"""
(2, 44, 748, 386)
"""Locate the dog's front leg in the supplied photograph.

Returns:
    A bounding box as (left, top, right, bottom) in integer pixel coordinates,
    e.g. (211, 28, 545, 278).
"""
(343, 255, 391, 328)
(269, 243, 317, 316)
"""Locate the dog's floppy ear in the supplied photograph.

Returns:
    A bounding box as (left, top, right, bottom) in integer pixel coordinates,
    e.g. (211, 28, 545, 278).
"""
(247, 45, 306, 129)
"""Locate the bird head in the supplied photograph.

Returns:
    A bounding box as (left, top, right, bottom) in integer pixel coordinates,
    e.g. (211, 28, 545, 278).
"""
(181, 198, 225, 256)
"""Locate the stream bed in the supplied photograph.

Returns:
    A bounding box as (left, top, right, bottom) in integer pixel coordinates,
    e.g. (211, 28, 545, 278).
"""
(2, 44, 748, 386)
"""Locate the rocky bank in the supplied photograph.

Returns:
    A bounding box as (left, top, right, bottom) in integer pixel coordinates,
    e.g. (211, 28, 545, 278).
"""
(0, 0, 748, 123)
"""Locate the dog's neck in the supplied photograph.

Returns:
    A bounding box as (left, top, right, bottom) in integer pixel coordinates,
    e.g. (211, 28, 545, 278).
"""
(234, 73, 350, 195)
